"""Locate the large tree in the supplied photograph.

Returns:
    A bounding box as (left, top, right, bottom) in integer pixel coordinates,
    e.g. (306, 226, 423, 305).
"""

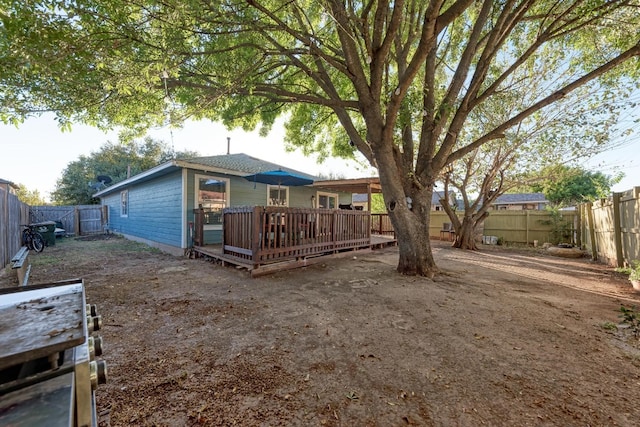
(1, 1, 639, 275)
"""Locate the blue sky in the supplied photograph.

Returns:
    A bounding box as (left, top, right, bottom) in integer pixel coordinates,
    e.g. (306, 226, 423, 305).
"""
(1, 112, 638, 202)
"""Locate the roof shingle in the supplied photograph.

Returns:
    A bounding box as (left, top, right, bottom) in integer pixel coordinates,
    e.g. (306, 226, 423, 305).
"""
(182, 153, 318, 180)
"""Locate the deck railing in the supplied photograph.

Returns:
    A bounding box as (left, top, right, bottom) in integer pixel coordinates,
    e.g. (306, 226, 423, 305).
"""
(208, 206, 372, 266)
(371, 213, 395, 237)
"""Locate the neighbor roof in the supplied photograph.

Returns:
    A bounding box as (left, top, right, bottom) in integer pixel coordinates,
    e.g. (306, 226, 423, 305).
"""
(493, 193, 548, 204)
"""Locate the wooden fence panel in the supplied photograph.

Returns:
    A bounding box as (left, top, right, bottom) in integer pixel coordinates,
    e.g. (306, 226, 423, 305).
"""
(29, 205, 76, 234)
(77, 206, 107, 235)
(590, 198, 617, 265)
(483, 211, 576, 245)
(582, 187, 640, 267)
(620, 189, 640, 266)
(369, 211, 574, 244)
(1, 187, 29, 270)
(29, 205, 106, 236)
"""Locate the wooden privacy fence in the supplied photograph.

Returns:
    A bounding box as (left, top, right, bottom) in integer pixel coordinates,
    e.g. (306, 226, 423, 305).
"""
(580, 186, 640, 268)
(404, 211, 576, 244)
(2, 201, 108, 272)
(481, 210, 577, 245)
(0, 186, 29, 270)
(29, 205, 108, 236)
(196, 206, 371, 267)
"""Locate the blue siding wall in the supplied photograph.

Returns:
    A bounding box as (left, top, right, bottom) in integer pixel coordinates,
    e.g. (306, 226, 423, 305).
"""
(103, 171, 184, 249)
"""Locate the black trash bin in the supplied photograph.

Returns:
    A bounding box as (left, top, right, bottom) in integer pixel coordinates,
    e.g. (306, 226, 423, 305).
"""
(30, 221, 56, 246)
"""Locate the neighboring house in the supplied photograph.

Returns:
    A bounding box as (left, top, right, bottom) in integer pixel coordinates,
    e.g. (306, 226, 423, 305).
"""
(93, 153, 353, 255)
(352, 193, 369, 211)
(432, 191, 458, 211)
(490, 193, 548, 210)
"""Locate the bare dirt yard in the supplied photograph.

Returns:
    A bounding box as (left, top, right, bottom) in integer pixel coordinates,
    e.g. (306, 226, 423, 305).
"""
(3, 235, 640, 426)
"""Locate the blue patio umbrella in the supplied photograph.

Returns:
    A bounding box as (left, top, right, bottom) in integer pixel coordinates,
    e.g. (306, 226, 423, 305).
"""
(244, 169, 314, 188)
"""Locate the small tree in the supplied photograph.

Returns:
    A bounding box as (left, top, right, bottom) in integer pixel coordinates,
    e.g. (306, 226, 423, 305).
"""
(532, 166, 620, 208)
(540, 207, 573, 245)
(16, 184, 46, 206)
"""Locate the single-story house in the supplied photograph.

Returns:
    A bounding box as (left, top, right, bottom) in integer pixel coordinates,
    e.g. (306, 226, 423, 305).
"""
(490, 193, 548, 210)
(433, 190, 459, 211)
(93, 153, 354, 255)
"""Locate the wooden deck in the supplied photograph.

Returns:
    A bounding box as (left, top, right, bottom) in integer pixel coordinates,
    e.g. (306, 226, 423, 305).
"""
(192, 234, 397, 277)
(192, 207, 397, 276)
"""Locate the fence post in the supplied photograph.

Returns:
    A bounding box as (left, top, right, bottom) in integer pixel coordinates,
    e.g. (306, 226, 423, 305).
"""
(102, 205, 108, 233)
(74, 206, 80, 236)
(576, 204, 582, 248)
(586, 202, 597, 261)
(251, 206, 262, 264)
(612, 192, 624, 268)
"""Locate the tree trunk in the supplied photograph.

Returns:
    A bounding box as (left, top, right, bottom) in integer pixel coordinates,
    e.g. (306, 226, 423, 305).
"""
(452, 216, 479, 250)
(373, 136, 439, 277)
(384, 188, 438, 277)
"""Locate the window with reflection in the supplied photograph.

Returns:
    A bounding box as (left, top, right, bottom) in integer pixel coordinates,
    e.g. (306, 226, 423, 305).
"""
(120, 190, 128, 217)
(317, 193, 337, 209)
(267, 185, 288, 206)
(197, 176, 228, 227)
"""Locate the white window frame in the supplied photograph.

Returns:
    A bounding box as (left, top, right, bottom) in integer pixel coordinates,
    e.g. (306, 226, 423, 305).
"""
(194, 174, 230, 231)
(316, 192, 338, 209)
(120, 190, 128, 217)
(267, 185, 289, 206)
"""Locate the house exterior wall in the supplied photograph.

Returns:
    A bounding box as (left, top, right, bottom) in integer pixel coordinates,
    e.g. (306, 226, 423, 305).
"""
(102, 170, 184, 254)
(101, 166, 354, 251)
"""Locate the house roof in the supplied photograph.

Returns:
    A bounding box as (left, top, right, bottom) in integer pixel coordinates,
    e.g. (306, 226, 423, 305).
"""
(179, 153, 318, 180)
(352, 193, 368, 203)
(493, 192, 548, 204)
(433, 191, 449, 205)
(93, 153, 356, 197)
